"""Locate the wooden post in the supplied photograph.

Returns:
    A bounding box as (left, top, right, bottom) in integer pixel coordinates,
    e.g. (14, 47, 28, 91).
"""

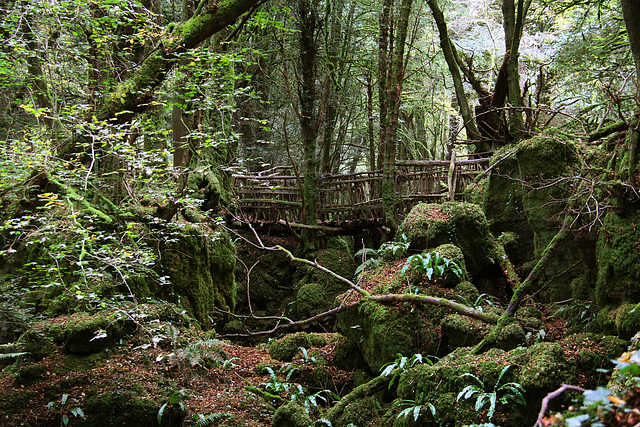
(447, 146, 457, 200)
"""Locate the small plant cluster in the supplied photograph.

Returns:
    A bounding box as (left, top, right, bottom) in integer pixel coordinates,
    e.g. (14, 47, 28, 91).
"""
(47, 393, 84, 426)
(251, 347, 335, 417)
(354, 234, 410, 279)
(381, 354, 437, 423)
(401, 251, 466, 282)
(456, 364, 526, 420)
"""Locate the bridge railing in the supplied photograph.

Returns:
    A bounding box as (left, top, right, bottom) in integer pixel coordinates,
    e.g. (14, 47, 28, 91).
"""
(232, 157, 489, 224)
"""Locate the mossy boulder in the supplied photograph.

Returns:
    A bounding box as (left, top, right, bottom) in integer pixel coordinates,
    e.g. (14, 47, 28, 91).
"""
(298, 244, 357, 295)
(441, 314, 525, 352)
(596, 211, 640, 305)
(295, 283, 328, 319)
(15, 329, 56, 361)
(79, 391, 161, 427)
(597, 303, 640, 340)
(480, 136, 594, 302)
(394, 333, 626, 426)
(153, 224, 236, 328)
(266, 332, 332, 362)
(13, 363, 47, 387)
(399, 202, 496, 277)
(337, 300, 440, 373)
(48, 311, 136, 355)
(333, 396, 380, 427)
(271, 400, 313, 427)
(333, 334, 367, 371)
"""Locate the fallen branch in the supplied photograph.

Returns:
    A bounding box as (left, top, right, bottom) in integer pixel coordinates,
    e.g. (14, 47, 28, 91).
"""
(535, 384, 586, 427)
(217, 302, 360, 339)
(325, 375, 390, 423)
(370, 293, 499, 324)
(471, 215, 572, 354)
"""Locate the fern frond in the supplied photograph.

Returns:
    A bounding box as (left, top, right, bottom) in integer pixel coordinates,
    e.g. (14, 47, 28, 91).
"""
(194, 412, 233, 427)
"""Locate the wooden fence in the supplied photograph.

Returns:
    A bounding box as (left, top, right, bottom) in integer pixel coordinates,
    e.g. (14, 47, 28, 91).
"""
(232, 158, 489, 225)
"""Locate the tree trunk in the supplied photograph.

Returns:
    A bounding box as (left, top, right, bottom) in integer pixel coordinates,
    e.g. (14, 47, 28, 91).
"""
(622, 0, 640, 103)
(504, 0, 532, 140)
(426, 0, 480, 141)
(379, 0, 413, 229)
(298, 0, 321, 252)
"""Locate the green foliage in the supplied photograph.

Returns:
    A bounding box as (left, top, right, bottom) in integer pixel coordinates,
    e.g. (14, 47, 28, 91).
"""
(400, 252, 466, 281)
(192, 412, 234, 426)
(354, 234, 410, 279)
(47, 393, 85, 427)
(456, 365, 526, 420)
(552, 300, 596, 332)
(380, 353, 433, 390)
(258, 364, 335, 414)
(393, 395, 437, 423)
(157, 389, 189, 425)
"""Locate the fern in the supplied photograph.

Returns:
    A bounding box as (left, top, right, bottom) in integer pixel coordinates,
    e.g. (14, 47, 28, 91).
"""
(0, 352, 28, 359)
(193, 412, 233, 426)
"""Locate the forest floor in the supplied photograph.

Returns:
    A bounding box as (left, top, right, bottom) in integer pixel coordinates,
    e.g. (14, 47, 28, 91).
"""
(0, 329, 351, 426)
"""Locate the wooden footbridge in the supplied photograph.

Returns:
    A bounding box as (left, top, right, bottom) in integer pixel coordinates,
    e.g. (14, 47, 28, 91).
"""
(232, 157, 489, 227)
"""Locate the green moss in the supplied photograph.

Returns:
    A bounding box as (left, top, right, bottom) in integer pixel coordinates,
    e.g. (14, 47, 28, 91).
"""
(393, 334, 621, 426)
(271, 400, 313, 427)
(455, 281, 480, 303)
(80, 391, 159, 427)
(0, 390, 35, 417)
(596, 212, 640, 305)
(16, 329, 56, 361)
(597, 303, 640, 340)
(334, 396, 380, 427)
(302, 248, 357, 295)
(333, 335, 367, 371)
(47, 311, 136, 355)
(338, 300, 439, 372)
(266, 332, 331, 362)
(399, 202, 496, 276)
(295, 283, 328, 319)
(441, 314, 485, 350)
(158, 225, 236, 328)
(13, 363, 47, 387)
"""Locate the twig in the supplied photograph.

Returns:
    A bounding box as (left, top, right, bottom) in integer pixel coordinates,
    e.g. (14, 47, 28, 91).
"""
(534, 384, 585, 427)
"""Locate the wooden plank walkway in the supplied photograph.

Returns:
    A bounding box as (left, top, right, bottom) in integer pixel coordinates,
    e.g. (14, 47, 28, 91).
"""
(232, 158, 489, 226)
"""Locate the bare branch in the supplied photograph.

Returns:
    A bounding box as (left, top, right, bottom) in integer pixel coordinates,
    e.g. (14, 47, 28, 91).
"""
(535, 384, 586, 427)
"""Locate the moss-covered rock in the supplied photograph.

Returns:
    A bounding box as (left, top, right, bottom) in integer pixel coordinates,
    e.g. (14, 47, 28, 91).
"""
(596, 211, 640, 305)
(597, 303, 640, 340)
(266, 332, 331, 362)
(295, 283, 328, 319)
(271, 400, 313, 427)
(333, 396, 380, 427)
(399, 202, 496, 277)
(394, 334, 623, 426)
(15, 329, 56, 361)
(48, 311, 136, 355)
(441, 314, 525, 352)
(337, 300, 439, 373)
(333, 334, 367, 371)
(79, 391, 160, 427)
(479, 136, 595, 303)
(13, 363, 47, 387)
(154, 224, 236, 328)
